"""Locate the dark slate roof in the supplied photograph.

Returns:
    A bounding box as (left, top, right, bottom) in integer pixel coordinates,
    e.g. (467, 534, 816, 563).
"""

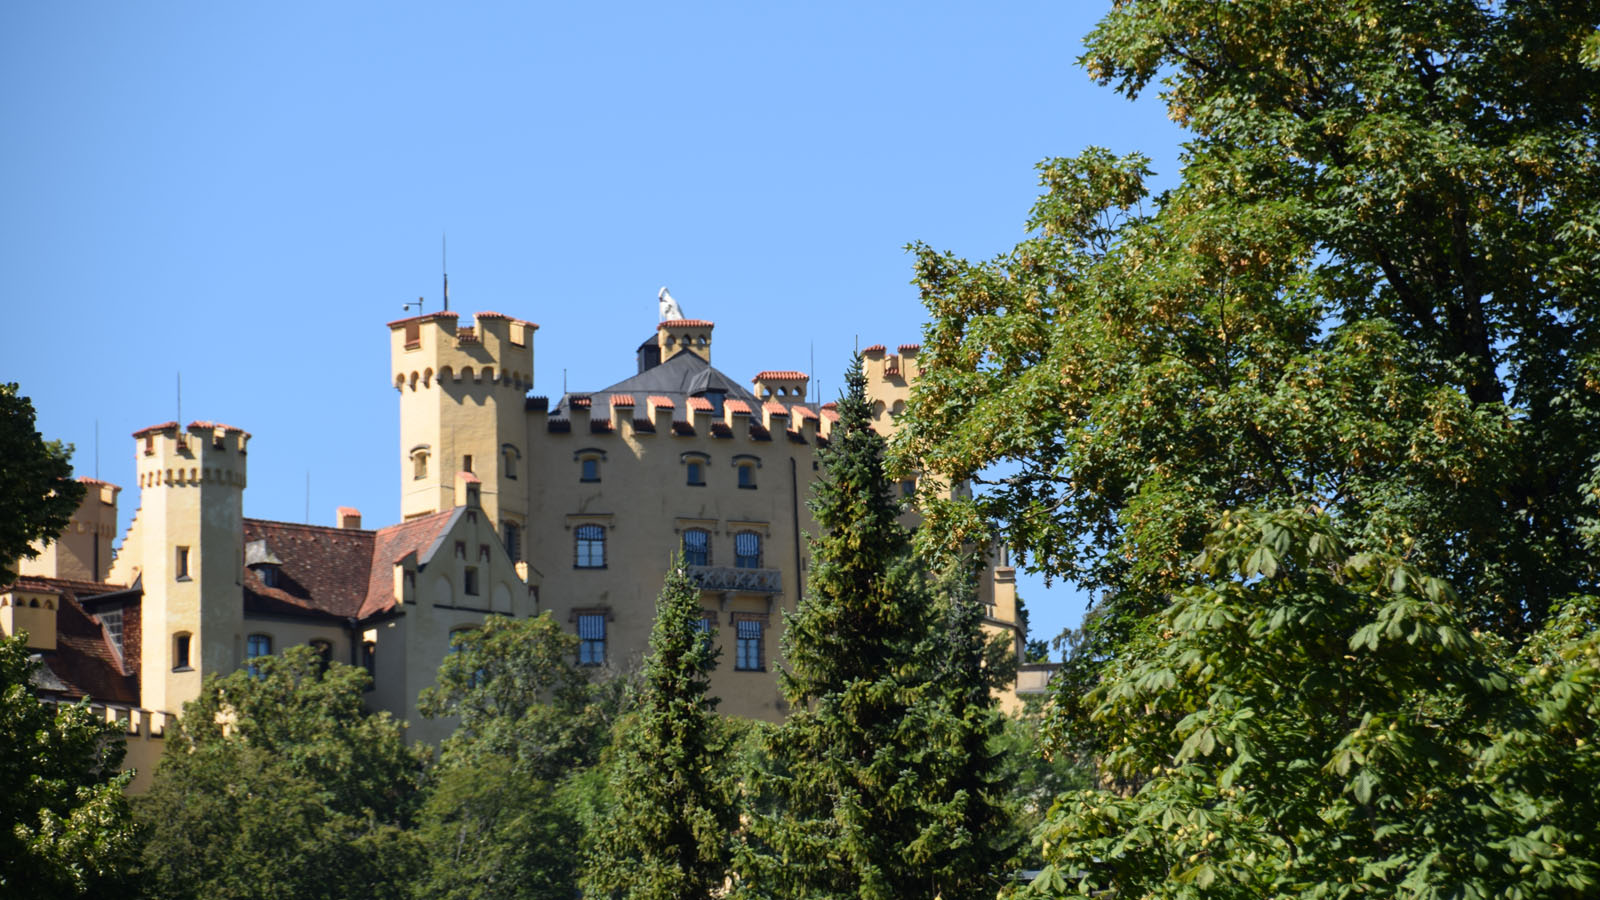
(4, 576, 140, 705)
(555, 349, 760, 419)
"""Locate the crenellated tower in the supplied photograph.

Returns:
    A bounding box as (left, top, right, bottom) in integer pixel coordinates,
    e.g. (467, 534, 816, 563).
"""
(109, 421, 249, 714)
(389, 311, 537, 557)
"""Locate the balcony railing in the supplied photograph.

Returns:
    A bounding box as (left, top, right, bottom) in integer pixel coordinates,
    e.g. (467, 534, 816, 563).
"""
(688, 565, 782, 594)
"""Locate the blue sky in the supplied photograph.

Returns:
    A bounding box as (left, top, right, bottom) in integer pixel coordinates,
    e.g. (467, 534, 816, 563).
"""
(1, 2, 1185, 651)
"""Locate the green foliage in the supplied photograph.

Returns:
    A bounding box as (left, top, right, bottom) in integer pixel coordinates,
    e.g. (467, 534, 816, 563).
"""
(0, 633, 137, 899)
(583, 558, 738, 900)
(0, 383, 84, 586)
(1015, 510, 1600, 899)
(903, 2, 1600, 748)
(137, 646, 423, 900)
(737, 357, 1017, 900)
(413, 614, 628, 900)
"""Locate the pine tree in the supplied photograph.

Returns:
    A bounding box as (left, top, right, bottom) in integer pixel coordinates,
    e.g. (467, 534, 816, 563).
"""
(736, 356, 1015, 900)
(583, 557, 737, 900)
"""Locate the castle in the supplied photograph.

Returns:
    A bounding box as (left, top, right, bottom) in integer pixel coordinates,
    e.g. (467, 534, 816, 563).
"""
(3, 304, 1029, 790)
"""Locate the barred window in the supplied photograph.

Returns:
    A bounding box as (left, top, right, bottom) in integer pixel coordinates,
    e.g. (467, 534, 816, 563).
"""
(503, 522, 521, 563)
(683, 528, 710, 566)
(736, 619, 763, 671)
(575, 525, 606, 568)
(578, 614, 606, 666)
(735, 531, 762, 568)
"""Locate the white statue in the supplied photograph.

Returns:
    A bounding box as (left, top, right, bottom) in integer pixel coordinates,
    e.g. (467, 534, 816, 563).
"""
(658, 286, 684, 322)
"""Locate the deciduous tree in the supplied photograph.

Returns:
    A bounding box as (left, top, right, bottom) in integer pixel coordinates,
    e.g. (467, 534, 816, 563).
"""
(0, 383, 84, 586)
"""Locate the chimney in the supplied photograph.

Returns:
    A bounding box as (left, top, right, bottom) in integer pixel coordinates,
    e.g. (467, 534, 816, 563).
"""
(336, 507, 363, 530)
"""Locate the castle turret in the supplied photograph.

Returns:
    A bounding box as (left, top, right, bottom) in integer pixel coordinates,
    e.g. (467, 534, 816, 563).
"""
(114, 420, 249, 714)
(657, 318, 714, 365)
(16, 477, 120, 583)
(389, 311, 537, 555)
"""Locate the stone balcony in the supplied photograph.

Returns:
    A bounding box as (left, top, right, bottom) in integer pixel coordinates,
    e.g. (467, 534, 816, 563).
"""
(688, 565, 782, 595)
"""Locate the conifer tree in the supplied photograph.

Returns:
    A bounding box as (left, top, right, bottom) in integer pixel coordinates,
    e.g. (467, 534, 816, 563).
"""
(736, 356, 1014, 900)
(582, 557, 737, 900)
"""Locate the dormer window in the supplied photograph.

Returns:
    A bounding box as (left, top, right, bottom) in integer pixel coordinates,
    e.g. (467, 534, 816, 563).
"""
(257, 564, 281, 588)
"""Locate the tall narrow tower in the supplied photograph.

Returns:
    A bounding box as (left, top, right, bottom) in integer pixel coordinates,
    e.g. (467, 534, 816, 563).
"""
(112, 421, 248, 714)
(389, 311, 537, 553)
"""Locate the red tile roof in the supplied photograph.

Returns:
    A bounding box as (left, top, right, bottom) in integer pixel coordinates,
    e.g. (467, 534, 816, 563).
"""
(131, 421, 179, 438)
(385, 311, 460, 327)
(474, 312, 539, 328)
(898, 343, 921, 353)
(187, 420, 250, 435)
(821, 408, 840, 421)
(688, 397, 713, 412)
(609, 393, 636, 407)
(337, 506, 361, 517)
(647, 395, 675, 409)
(660, 318, 715, 328)
(4, 576, 139, 705)
(862, 344, 886, 354)
(75, 476, 118, 487)
(753, 370, 809, 381)
(361, 510, 460, 618)
(763, 401, 790, 415)
(458, 471, 482, 484)
(724, 399, 752, 415)
(791, 405, 819, 420)
(243, 520, 377, 621)
(570, 395, 592, 408)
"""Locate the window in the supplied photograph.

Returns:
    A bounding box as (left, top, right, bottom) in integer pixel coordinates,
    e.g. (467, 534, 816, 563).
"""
(687, 460, 704, 485)
(464, 566, 480, 596)
(683, 528, 710, 566)
(503, 444, 520, 479)
(581, 457, 599, 482)
(737, 464, 755, 489)
(735, 532, 762, 568)
(695, 614, 715, 651)
(309, 639, 333, 665)
(412, 447, 429, 480)
(100, 607, 124, 657)
(736, 619, 763, 670)
(175, 546, 190, 580)
(578, 614, 606, 666)
(258, 564, 281, 588)
(246, 633, 272, 677)
(503, 522, 521, 563)
(463, 454, 474, 473)
(173, 633, 191, 670)
(575, 524, 606, 568)
(362, 640, 377, 686)
(900, 479, 916, 498)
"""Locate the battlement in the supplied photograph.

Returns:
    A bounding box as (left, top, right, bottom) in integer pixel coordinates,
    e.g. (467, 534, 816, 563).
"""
(131, 421, 249, 489)
(532, 393, 830, 444)
(751, 370, 809, 403)
(390, 310, 537, 394)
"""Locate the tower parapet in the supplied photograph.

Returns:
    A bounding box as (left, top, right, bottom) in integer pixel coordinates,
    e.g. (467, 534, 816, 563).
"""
(15, 477, 121, 583)
(751, 370, 809, 405)
(657, 318, 714, 365)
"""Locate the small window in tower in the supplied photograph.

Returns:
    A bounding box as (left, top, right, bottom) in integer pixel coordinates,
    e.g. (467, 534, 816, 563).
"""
(173, 633, 192, 671)
(581, 457, 599, 482)
(144, 434, 155, 456)
(175, 546, 190, 580)
(464, 566, 480, 597)
(503, 444, 520, 480)
(412, 448, 430, 480)
(463, 454, 474, 474)
(687, 461, 704, 485)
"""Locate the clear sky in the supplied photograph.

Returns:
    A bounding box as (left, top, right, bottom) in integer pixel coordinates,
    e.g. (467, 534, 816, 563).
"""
(1, 2, 1185, 652)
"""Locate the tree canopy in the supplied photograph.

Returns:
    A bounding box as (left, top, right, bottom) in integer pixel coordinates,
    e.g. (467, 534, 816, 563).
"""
(137, 646, 424, 900)
(0, 383, 84, 586)
(0, 633, 137, 899)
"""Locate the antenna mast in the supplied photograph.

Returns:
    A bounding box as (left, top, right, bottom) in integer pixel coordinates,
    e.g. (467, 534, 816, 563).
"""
(442, 232, 449, 312)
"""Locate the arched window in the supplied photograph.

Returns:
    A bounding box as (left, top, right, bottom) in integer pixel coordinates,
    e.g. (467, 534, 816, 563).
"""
(683, 528, 710, 566)
(502, 444, 520, 480)
(733, 455, 760, 489)
(735, 531, 762, 569)
(575, 524, 606, 568)
(411, 446, 430, 480)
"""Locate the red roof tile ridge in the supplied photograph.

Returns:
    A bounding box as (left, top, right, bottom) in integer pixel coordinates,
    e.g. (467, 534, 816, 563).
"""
(790, 404, 818, 420)
(75, 476, 118, 486)
(5, 575, 129, 595)
(131, 421, 179, 438)
(753, 370, 809, 381)
(861, 344, 886, 354)
(245, 517, 375, 535)
(187, 420, 251, 436)
(763, 400, 789, 414)
(898, 343, 921, 353)
(609, 393, 636, 406)
(386, 311, 460, 327)
(570, 395, 592, 408)
(660, 318, 715, 328)
(688, 396, 713, 412)
(647, 395, 676, 408)
(724, 399, 752, 415)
